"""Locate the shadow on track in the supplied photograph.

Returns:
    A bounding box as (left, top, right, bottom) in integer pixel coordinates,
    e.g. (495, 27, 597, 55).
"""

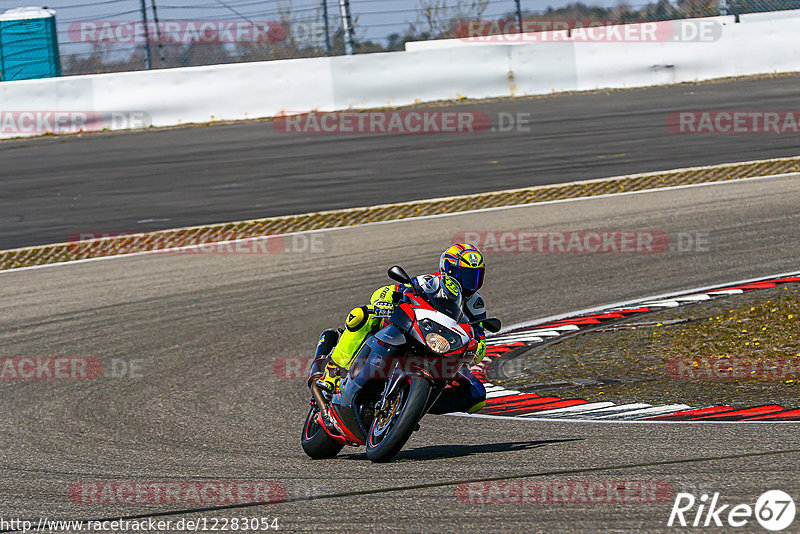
(340, 438, 582, 462)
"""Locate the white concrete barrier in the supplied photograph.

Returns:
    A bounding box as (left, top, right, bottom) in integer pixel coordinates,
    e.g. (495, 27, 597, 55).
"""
(404, 10, 799, 50)
(0, 10, 799, 138)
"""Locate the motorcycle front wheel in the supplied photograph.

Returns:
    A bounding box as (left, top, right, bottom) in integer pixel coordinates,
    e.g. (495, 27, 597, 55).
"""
(365, 375, 430, 463)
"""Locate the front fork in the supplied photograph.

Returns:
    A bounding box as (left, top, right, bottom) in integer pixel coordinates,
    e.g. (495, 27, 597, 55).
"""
(375, 368, 405, 413)
(375, 364, 447, 420)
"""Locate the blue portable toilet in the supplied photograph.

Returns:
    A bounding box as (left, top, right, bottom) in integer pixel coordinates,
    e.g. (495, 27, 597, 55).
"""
(0, 7, 61, 81)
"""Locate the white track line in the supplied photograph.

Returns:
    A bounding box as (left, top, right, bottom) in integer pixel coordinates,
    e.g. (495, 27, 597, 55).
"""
(452, 413, 800, 424)
(593, 404, 692, 419)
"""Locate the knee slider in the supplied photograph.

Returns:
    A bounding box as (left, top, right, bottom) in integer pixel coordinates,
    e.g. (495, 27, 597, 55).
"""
(345, 306, 369, 332)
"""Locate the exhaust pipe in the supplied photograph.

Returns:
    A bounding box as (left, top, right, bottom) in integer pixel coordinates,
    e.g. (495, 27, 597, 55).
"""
(311, 382, 330, 420)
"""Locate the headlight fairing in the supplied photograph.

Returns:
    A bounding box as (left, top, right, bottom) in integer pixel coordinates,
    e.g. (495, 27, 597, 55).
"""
(419, 318, 465, 353)
(425, 333, 450, 354)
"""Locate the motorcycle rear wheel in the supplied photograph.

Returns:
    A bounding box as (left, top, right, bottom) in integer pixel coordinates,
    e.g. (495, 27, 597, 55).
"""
(301, 407, 345, 459)
(365, 375, 430, 463)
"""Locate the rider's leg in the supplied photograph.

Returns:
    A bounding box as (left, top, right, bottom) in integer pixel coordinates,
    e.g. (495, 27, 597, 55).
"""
(317, 306, 378, 392)
(427, 369, 487, 414)
(307, 329, 341, 387)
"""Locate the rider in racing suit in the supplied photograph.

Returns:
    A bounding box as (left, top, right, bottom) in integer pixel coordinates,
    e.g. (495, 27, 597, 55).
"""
(316, 243, 489, 414)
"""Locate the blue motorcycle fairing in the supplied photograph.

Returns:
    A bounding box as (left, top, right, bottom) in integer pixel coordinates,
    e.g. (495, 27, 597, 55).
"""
(330, 335, 400, 443)
(388, 306, 413, 332)
(374, 324, 406, 346)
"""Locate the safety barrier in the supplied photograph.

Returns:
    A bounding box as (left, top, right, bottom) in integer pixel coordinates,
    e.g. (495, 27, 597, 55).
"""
(1, 10, 799, 138)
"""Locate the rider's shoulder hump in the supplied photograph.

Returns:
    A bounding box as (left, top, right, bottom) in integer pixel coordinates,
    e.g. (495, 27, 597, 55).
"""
(466, 292, 486, 314)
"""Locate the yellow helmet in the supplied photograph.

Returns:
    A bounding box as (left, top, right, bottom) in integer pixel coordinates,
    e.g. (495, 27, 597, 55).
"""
(439, 243, 485, 294)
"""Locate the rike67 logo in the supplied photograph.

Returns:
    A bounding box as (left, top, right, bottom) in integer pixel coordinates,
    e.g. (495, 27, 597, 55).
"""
(668, 490, 795, 531)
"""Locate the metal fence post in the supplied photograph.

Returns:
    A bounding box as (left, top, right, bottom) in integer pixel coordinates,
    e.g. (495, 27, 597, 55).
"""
(322, 0, 331, 55)
(515, 0, 523, 33)
(151, 0, 166, 64)
(338, 0, 355, 55)
(139, 0, 153, 69)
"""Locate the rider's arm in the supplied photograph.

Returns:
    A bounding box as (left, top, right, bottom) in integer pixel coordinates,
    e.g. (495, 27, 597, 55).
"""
(369, 284, 403, 316)
(464, 292, 488, 363)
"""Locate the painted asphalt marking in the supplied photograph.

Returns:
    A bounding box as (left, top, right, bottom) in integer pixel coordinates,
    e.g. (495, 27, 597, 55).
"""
(673, 295, 711, 302)
(486, 389, 522, 398)
(640, 300, 681, 307)
(530, 402, 616, 416)
(593, 404, 692, 419)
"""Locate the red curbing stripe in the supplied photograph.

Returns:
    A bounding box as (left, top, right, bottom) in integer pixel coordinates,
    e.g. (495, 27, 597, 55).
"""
(736, 282, 779, 289)
(546, 318, 602, 327)
(484, 343, 526, 360)
(711, 282, 777, 291)
(569, 312, 627, 320)
(691, 405, 786, 420)
(484, 394, 551, 408)
(481, 396, 563, 412)
(483, 399, 587, 416)
(613, 307, 652, 314)
(513, 399, 589, 414)
(740, 408, 800, 421)
(485, 344, 525, 356)
(523, 308, 648, 330)
(485, 348, 513, 356)
(644, 406, 735, 420)
(768, 276, 800, 283)
(550, 312, 625, 323)
(484, 394, 540, 406)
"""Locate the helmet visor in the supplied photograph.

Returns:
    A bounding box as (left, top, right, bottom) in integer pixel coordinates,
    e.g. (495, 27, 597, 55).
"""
(458, 266, 485, 291)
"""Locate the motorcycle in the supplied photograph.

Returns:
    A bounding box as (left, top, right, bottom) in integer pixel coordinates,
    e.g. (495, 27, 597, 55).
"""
(301, 265, 501, 463)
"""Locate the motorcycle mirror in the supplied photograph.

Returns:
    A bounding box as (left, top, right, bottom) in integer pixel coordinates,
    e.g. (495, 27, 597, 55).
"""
(387, 265, 413, 285)
(471, 317, 502, 333)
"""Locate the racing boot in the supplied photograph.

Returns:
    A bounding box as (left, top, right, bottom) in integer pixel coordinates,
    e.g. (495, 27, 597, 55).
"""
(315, 361, 343, 396)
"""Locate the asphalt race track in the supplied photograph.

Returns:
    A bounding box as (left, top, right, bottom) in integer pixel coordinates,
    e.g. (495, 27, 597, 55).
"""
(2, 175, 800, 532)
(3, 74, 800, 250)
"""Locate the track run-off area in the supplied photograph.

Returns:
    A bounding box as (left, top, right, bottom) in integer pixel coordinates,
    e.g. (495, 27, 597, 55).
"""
(2, 169, 800, 531)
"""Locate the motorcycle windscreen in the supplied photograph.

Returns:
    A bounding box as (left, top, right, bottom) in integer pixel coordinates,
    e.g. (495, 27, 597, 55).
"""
(421, 275, 464, 321)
